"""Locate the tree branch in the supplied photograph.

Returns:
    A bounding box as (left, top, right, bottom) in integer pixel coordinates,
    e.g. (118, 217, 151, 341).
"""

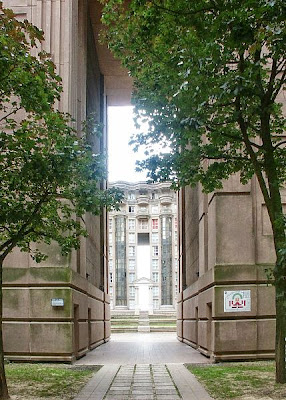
(151, 1, 216, 16)
(273, 140, 286, 150)
(0, 107, 20, 123)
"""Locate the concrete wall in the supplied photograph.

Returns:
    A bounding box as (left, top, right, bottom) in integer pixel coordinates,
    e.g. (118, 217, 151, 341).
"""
(2, 0, 110, 361)
(178, 174, 282, 361)
(2, 267, 109, 361)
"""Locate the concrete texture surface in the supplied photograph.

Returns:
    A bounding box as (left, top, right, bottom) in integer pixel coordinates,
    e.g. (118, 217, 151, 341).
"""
(75, 332, 210, 365)
(74, 332, 212, 400)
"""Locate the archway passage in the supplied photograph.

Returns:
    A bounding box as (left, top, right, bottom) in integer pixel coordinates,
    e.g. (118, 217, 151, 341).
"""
(1, 0, 186, 366)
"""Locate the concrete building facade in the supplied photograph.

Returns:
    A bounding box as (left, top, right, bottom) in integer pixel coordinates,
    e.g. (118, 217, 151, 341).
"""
(2, 0, 284, 364)
(176, 175, 285, 361)
(1, 0, 132, 362)
(108, 182, 178, 314)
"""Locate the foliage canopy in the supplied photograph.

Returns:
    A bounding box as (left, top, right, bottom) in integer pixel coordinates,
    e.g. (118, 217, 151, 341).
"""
(101, 0, 286, 382)
(0, 3, 121, 262)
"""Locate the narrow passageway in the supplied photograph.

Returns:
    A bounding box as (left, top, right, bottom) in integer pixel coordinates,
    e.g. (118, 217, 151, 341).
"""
(75, 332, 209, 365)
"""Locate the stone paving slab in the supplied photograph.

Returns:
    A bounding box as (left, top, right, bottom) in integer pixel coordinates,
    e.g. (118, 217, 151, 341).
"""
(74, 363, 213, 400)
(167, 363, 213, 400)
(74, 364, 120, 400)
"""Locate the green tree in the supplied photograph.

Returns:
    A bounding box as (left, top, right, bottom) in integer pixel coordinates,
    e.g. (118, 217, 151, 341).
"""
(0, 4, 121, 399)
(101, 0, 286, 382)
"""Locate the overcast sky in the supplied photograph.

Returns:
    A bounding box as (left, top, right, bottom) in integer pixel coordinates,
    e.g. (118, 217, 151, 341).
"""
(107, 106, 148, 183)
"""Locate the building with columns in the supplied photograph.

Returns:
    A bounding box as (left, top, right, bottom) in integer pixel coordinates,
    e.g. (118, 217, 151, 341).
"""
(108, 182, 178, 314)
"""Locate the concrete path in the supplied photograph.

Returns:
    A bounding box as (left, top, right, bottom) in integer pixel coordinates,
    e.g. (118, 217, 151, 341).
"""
(74, 333, 213, 400)
(76, 332, 209, 365)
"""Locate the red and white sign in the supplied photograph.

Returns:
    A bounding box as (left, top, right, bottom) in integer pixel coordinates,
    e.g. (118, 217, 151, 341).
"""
(224, 290, 251, 312)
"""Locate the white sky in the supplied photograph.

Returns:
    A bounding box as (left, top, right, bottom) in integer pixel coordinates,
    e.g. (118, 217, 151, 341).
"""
(107, 106, 148, 182)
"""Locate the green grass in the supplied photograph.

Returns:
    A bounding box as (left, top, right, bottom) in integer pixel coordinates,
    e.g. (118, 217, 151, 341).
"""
(5, 363, 100, 399)
(111, 321, 138, 326)
(187, 361, 286, 399)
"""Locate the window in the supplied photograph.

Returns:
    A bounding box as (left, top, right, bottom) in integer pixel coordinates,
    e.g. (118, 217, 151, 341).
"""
(109, 218, 112, 230)
(109, 232, 112, 244)
(108, 260, 113, 270)
(152, 232, 159, 243)
(129, 233, 135, 243)
(128, 219, 135, 230)
(151, 192, 158, 200)
(153, 299, 159, 309)
(174, 231, 178, 243)
(152, 259, 159, 270)
(174, 218, 178, 229)
(129, 259, 135, 270)
(129, 286, 135, 296)
(109, 273, 113, 283)
(153, 286, 159, 296)
(151, 206, 159, 214)
(129, 246, 135, 256)
(139, 219, 148, 230)
(129, 206, 135, 213)
(152, 219, 158, 230)
(129, 273, 135, 283)
(152, 272, 159, 282)
(128, 192, 136, 200)
(175, 272, 178, 283)
(152, 246, 159, 256)
(108, 246, 112, 256)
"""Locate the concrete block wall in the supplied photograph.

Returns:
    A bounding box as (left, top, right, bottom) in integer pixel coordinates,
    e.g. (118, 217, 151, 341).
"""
(2, 266, 109, 362)
(177, 175, 282, 360)
(2, 0, 111, 362)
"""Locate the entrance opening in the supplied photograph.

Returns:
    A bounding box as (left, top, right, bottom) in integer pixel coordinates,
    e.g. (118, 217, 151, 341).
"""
(88, 308, 91, 349)
(107, 106, 178, 336)
(137, 233, 151, 312)
(73, 304, 79, 358)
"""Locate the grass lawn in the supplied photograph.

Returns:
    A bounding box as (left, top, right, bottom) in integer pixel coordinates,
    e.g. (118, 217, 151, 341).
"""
(5, 363, 100, 399)
(187, 361, 286, 399)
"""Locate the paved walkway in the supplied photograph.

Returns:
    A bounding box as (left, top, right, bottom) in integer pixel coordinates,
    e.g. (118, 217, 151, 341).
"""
(76, 333, 209, 365)
(74, 333, 212, 400)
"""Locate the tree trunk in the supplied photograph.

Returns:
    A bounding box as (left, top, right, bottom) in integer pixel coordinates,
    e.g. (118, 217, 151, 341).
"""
(275, 287, 286, 383)
(0, 261, 9, 399)
(274, 248, 286, 384)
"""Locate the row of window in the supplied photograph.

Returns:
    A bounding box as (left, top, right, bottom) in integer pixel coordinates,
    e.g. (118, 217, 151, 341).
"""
(127, 192, 160, 200)
(110, 298, 181, 310)
(109, 231, 178, 245)
(109, 245, 178, 258)
(109, 258, 178, 271)
(109, 285, 178, 297)
(128, 206, 162, 214)
(127, 245, 159, 257)
(109, 272, 160, 283)
(109, 218, 178, 231)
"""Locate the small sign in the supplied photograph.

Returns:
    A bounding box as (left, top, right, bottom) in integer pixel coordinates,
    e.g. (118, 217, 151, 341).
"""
(224, 290, 251, 312)
(51, 298, 64, 307)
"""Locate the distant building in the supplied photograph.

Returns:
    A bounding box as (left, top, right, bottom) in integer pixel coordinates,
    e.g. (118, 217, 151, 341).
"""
(108, 182, 178, 314)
